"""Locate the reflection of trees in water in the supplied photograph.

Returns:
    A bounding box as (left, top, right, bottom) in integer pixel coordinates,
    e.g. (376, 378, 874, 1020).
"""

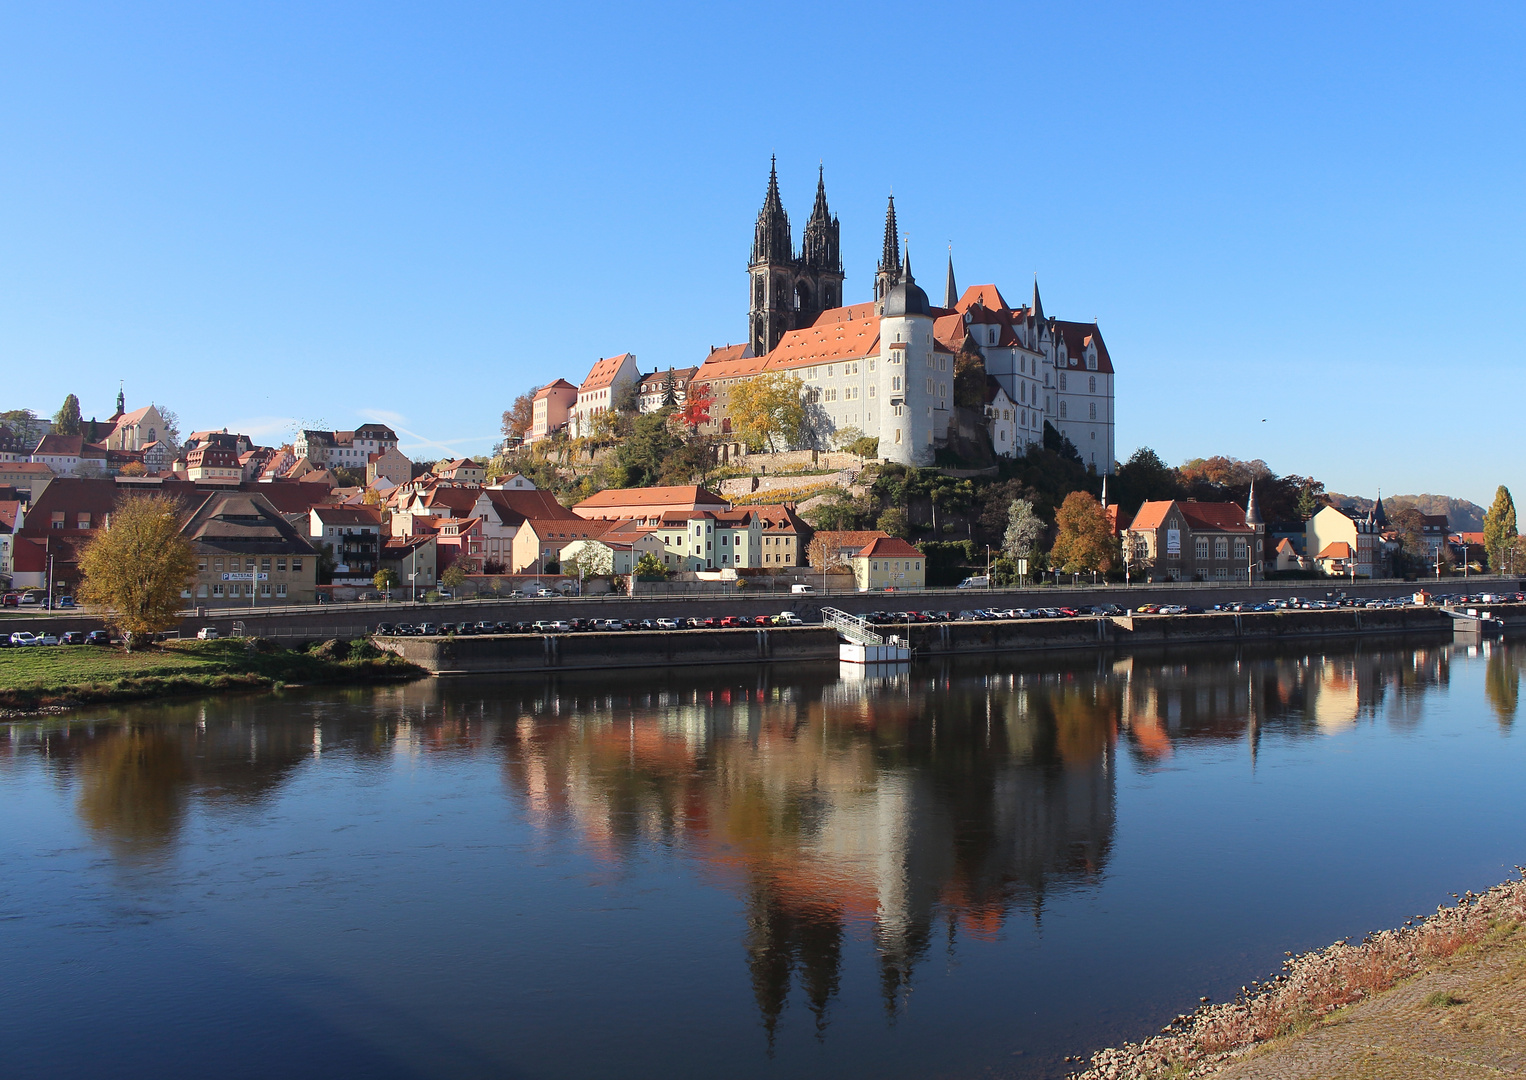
(1119, 640, 1457, 762)
(498, 666, 1118, 1037)
(77, 727, 188, 860)
(1485, 643, 1520, 728)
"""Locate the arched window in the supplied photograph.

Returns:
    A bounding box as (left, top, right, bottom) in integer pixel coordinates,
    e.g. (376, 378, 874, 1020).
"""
(794, 280, 812, 312)
(1059, 401, 1067, 419)
(1089, 403, 1097, 420)
(1088, 376, 1096, 393)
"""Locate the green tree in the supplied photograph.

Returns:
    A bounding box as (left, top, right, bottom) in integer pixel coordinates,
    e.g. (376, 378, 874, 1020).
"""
(77, 493, 197, 651)
(53, 394, 83, 437)
(876, 506, 910, 538)
(661, 368, 678, 409)
(616, 412, 684, 488)
(440, 560, 469, 592)
(1483, 485, 1517, 573)
(1295, 480, 1326, 521)
(373, 568, 400, 598)
(1049, 491, 1116, 574)
(729, 372, 806, 452)
(1111, 447, 1179, 517)
(634, 551, 668, 579)
(1002, 498, 1042, 563)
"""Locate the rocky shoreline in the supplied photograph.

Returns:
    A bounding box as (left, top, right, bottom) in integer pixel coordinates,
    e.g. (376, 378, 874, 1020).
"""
(1069, 870, 1526, 1079)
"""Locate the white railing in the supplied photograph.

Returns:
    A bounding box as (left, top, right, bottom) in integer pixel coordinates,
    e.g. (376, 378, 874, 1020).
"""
(821, 607, 887, 647)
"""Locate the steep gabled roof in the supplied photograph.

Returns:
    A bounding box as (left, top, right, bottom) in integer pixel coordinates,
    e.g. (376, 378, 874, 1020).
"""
(1127, 501, 1174, 532)
(581, 353, 635, 392)
(1053, 320, 1115, 374)
(1317, 541, 1353, 560)
(534, 378, 579, 400)
(477, 488, 580, 525)
(695, 343, 767, 383)
(954, 284, 1011, 315)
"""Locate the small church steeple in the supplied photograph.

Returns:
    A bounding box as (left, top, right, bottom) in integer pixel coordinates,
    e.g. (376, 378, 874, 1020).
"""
(944, 246, 958, 309)
(1031, 276, 1045, 321)
(115, 383, 125, 418)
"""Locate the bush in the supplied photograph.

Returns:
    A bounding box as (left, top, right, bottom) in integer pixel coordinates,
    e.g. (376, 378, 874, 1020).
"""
(348, 638, 381, 660)
(308, 639, 345, 661)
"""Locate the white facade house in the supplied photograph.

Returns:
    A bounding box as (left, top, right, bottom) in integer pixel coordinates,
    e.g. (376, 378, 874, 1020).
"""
(570, 353, 640, 438)
(295, 424, 399, 469)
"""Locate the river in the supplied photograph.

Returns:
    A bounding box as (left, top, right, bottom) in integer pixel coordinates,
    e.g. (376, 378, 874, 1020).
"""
(2, 636, 1523, 1079)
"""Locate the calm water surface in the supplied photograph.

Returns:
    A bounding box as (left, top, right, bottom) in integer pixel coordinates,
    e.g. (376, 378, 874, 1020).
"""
(3, 637, 1524, 1079)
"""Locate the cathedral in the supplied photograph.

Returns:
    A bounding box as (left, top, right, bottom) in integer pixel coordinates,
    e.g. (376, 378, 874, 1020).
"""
(709, 161, 1118, 472)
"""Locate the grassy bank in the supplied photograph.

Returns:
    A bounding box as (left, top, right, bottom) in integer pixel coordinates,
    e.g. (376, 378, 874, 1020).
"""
(0, 637, 424, 712)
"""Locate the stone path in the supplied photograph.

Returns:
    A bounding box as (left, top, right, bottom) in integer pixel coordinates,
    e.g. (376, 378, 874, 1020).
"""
(1214, 928, 1526, 1079)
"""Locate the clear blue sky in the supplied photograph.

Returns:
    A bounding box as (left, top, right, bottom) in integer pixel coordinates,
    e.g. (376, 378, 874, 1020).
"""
(2, 2, 1522, 504)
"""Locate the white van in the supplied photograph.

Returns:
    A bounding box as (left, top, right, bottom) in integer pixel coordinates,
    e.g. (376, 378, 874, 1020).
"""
(957, 576, 990, 590)
(790, 583, 815, 594)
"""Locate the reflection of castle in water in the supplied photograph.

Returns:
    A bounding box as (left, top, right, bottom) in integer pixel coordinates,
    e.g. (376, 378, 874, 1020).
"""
(4, 638, 1515, 1040)
(500, 669, 1119, 1035)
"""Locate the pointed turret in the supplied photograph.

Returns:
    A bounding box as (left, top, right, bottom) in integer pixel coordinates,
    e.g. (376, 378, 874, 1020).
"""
(874, 194, 900, 299)
(1031, 276, 1045, 321)
(115, 385, 125, 416)
(1245, 479, 1264, 527)
(1371, 488, 1388, 528)
(944, 247, 957, 309)
(901, 240, 913, 283)
(750, 155, 793, 266)
(800, 163, 841, 273)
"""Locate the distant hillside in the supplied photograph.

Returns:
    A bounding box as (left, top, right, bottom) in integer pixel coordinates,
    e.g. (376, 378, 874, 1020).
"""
(1327, 493, 1485, 532)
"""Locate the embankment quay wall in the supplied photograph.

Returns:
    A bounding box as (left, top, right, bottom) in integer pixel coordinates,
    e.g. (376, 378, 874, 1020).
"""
(380, 606, 1481, 676)
(9, 578, 1518, 642)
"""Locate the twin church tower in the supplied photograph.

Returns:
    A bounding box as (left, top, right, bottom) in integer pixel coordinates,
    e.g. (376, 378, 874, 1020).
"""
(748, 158, 913, 357)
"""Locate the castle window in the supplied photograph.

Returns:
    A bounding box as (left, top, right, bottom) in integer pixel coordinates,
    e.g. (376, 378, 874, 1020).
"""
(1089, 403, 1097, 420)
(1059, 402, 1067, 418)
(1089, 376, 1096, 393)
(1059, 373, 1067, 391)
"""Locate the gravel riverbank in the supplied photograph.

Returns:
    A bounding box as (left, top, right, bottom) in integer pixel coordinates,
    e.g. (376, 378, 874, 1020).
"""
(1070, 871, 1526, 1079)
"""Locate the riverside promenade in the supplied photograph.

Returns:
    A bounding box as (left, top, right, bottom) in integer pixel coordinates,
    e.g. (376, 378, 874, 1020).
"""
(1073, 874, 1526, 1080)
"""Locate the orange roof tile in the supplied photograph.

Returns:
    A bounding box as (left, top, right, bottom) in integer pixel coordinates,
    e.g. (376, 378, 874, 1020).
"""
(1317, 542, 1353, 560)
(580, 353, 634, 392)
(857, 536, 921, 558)
(763, 316, 879, 370)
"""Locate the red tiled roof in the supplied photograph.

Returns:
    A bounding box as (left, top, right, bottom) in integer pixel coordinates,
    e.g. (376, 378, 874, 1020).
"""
(478, 488, 580, 524)
(1317, 542, 1353, 560)
(954, 284, 1011, 315)
(533, 379, 578, 400)
(1054, 320, 1115, 375)
(695, 343, 767, 383)
(1177, 502, 1250, 533)
(858, 536, 921, 558)
(311, 505, 384, 526)
(763, 316, 880, 370)
(581, 353, 634, 392)
(573, 485, 727, 511)
(1127, 501, 1173, 531)
(809, 302, 878, 325)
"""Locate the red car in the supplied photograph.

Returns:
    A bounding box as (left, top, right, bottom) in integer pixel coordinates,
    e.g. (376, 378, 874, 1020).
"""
(752, 615, 771, 627)
(719, 616, 743, 628)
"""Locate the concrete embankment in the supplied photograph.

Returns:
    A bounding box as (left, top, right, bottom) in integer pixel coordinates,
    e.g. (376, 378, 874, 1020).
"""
(379, 606, 1482, 676)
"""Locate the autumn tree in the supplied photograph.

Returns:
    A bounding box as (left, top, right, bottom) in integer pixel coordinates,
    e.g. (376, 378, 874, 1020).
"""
(502, 384, 539, 441)
(53, 394, 83, 437)
(729, 372, 806, 452)
(77, 493, 197, 650)
(953, 340, 988, 408)
(1483, 485, 1517, 573)
(806, 535, 849, 572)
(676, 384, 713, 432)
(876, 506, 910, 538)
(1049, 491, 1116, 574)
(634, 551, 668, 579)
(440, 560, 469, 592)
(373, 568, 399, 597)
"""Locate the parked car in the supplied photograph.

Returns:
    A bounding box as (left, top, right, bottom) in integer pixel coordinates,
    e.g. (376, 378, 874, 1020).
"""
(436, 589, 454, 600)
(60, 631, 86, 645)
(418, 623, 439, 635)
(85, 630, 111, 646)
(18, 592, 39, 605)
(719, 616, 743, 627)
(772, 611, 802, 626)
(9, 632, 37, 646)
(790, 583, 815, 594)
(55, 596, 76, 609)
(1, 592, 19, 607)
(196, 627, 219, 640)
(35, 633, 59, 646)
(956, 576, 990, 590)
(656, 618, 679, 630)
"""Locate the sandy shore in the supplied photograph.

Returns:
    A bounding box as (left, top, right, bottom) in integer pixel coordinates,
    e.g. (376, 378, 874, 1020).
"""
(1071, 871, 1526, 1079)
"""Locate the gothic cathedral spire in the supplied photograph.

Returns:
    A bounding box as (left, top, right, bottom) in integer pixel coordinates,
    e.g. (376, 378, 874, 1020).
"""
(945, 246, 958, 309)
(874, 194, 900, 300)
(749, 159, 844, 356)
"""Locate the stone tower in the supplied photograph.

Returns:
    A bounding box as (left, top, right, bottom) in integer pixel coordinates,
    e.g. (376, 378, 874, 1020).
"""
(874, 193, 902, 302)
(748, 160, 845, 356)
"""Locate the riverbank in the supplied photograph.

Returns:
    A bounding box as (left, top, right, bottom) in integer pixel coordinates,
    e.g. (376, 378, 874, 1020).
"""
(1071, 871, 1526, 1079)
(0, 638, 426, 714)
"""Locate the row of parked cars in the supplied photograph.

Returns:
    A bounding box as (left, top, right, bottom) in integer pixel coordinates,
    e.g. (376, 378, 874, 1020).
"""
(1, 592, 76, 608)
(376, 612, 808, 636)
(864, 606, 1129, 624)
(4, 630, 111, 647)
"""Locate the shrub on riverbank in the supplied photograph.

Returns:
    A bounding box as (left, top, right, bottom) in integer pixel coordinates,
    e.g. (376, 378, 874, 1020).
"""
(0, 638, 423, 712)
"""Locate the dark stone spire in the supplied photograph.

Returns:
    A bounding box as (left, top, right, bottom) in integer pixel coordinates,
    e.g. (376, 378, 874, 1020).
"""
(800, 164, 840, 273)
(1031, 276, 1044, 321)
(751, 155, 793, 266)
(1371, 489, 1387, 528)
(874, 194, 900, 299)
(944, 246, 958, 309)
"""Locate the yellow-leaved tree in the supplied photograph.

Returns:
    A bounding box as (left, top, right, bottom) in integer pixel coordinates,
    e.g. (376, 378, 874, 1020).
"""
(1048, 491, 1116, 575)
(728, 372, 806, 453)
(78, 493, 197, 650)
